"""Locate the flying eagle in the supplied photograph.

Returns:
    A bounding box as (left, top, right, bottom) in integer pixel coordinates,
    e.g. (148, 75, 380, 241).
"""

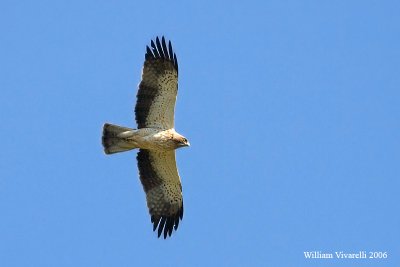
(102, 36, 189, 239)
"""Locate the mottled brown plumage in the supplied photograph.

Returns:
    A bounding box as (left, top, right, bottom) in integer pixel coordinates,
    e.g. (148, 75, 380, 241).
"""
(102, 36, 189, 239)
(135, 37, 178, 129)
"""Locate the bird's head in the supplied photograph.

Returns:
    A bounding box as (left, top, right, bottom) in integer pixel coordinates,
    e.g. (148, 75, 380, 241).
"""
(174, 134, 190, 148)
(180, 137, 190, 147)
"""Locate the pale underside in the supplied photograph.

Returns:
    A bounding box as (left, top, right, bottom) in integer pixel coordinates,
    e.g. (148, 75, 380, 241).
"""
(137, 148, 183, 238)
(138, 68, 178, 129)
(140, 150, 182, 216)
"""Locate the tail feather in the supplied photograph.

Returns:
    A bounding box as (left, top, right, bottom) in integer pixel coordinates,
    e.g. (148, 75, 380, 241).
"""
(102, 123, 137, 154)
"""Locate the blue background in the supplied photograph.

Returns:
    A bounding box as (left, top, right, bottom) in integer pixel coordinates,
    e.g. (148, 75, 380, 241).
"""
(1, 0, 399, 266)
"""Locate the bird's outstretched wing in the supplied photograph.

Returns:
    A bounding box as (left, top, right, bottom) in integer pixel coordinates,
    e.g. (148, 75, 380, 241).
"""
(137, 149, 184, 239)
(135, 36, 179, 129)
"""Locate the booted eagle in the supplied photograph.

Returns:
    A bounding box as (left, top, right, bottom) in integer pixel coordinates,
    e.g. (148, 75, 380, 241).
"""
(102, 36, 189, 239)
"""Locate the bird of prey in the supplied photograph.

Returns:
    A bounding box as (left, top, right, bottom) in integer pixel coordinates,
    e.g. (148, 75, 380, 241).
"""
(102, 36, 189, 239)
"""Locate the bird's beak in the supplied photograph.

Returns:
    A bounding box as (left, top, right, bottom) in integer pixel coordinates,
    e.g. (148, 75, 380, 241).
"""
(186, 141, 190, 147)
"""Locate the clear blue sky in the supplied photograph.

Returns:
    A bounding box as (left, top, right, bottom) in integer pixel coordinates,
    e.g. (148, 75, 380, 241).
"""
(1, 0, 399, 266)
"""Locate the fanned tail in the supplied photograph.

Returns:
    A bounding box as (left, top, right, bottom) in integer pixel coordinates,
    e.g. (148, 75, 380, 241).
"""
(102, 123, 138, 154)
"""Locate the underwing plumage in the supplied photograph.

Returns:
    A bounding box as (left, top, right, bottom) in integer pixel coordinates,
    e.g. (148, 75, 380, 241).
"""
(102, 36, 189, 239)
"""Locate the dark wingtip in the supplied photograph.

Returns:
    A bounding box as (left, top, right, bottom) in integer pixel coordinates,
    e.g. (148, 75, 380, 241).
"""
(155, 37, 164, 59)
(152, 203, 184, 239)
(150, 40, 160, 58)
(152, 215, 160, 231)
(145, 46, 154, 60)
(179, 202, 184, 220)
(168, 222, 173, 237)
(157, 217, 166, 238)
(161, 36, 169, 59)
(168, 40, 173, 61)
(174, 216, 180, 230)
(146, 36, 178, 73)
(173, 53, 179, 74)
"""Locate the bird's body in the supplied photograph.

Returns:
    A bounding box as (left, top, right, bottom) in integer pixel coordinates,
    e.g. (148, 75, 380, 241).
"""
(103, 124, 188, 152)
(102, 37, 189, 239)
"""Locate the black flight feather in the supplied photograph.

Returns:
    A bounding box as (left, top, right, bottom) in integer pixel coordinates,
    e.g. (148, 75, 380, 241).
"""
(151, 40, 160, 58)
(155, 37, 164, 59)
(157, 217, 167, 238)
(168, 41, 173, 62)
(145, 46, 154, 59)
(161, 36, 169, 59)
